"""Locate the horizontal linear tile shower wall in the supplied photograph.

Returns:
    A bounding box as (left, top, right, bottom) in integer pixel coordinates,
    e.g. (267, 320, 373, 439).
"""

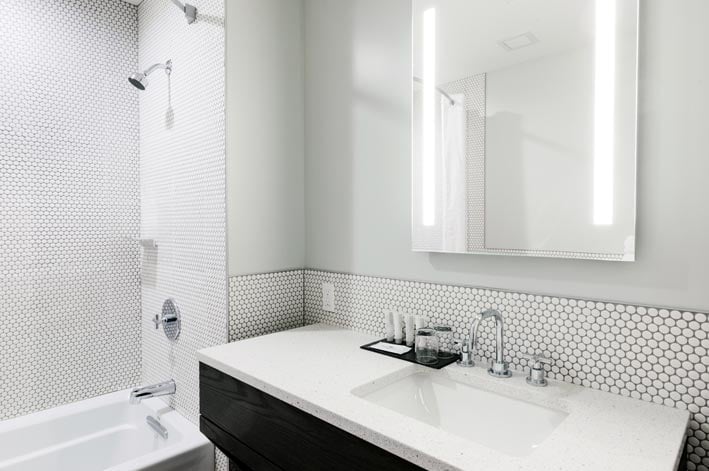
(0, 0, 140, 420)
(303, 270, 709, 470)
(228, 270, 304, 342)
(138, 0, 227, 437)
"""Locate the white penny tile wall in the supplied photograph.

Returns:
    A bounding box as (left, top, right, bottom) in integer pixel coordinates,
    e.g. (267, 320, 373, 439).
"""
(137, 1, 227, 468)
(229, 271, 304, 342)
(0, 0, 140, 420)
(303, 270, 709, 470)
(138, 0, 227, 431)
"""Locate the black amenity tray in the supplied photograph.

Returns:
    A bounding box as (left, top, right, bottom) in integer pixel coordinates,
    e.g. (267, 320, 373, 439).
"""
(360, 338, 460, 369)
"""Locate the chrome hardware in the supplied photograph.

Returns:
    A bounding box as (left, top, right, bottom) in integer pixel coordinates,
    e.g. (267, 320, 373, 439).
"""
(456, 338, 475, 367)
(139, 239, 158, 249)
(465, 309, 512, 378)
(154, 298, 181, 341)
(129, 379, 176, 405)
(171, 0, 197, 24)
(146, 415, 169, 439)
(129, 60, 172, 91)
(523, 353, 550, 387)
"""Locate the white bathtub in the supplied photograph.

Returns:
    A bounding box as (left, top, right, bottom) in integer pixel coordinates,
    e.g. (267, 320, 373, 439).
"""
(0, 390, 214, 471)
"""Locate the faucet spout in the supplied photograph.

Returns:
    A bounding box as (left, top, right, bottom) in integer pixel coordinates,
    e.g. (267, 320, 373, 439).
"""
(129, 380, 176, 405)
(481, 309, 506, 365)
(464, 309, 512, 378)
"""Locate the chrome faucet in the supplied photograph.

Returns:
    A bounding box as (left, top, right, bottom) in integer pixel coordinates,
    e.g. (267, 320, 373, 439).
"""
(129, 380, 176, 404)
(458, 309, 512, 378)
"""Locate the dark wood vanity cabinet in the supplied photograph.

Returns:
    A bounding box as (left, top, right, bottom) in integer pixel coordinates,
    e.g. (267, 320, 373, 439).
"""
(199, 363, 425, 471)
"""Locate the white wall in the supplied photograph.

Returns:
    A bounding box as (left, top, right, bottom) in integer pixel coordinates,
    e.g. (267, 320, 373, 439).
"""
(304, 0, 709, 312)
(226, 0, 305, 276)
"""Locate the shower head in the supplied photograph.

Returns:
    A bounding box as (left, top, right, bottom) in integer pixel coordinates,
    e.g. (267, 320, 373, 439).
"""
(128, 72, 148, 90)
(129, 60, 172, 91)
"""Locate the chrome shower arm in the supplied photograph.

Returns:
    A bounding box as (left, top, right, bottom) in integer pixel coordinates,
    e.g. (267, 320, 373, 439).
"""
(143, 60, 172, 77)
(171, 0, 197, 24)
(413, 76, 456, 106)
(129, 60, 172, 91)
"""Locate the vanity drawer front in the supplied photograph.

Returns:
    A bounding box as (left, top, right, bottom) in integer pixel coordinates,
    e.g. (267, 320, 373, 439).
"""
(200, 416, 282, 471)
(199, 363, 424, 471)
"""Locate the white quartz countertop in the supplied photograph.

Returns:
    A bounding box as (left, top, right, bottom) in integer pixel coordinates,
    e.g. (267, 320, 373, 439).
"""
(197, 324, 689, 471)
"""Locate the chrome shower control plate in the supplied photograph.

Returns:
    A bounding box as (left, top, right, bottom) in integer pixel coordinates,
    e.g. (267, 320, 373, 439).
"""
(153, 298, 181, 341)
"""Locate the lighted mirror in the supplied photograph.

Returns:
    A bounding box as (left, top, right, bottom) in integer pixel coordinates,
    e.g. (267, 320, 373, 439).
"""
(411, 0, 638, 261)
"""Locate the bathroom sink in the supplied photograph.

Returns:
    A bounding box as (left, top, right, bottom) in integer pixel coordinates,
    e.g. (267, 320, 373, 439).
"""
(355, 371, 568, 457)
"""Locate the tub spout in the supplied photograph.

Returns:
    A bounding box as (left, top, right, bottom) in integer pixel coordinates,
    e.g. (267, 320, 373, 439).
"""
(129, 380, 176, 405)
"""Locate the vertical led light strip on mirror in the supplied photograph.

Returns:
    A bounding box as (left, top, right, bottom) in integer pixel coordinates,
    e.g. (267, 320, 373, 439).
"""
(593, 0, 616, 226)
(422, 8, 436, 227)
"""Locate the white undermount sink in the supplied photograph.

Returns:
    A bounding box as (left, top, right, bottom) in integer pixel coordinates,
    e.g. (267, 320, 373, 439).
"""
(354, 371, 568, 457)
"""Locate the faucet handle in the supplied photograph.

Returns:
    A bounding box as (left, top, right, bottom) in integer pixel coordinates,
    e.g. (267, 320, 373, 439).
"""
(522, 352, 550, 387)
(455, 338, 475, 367)
(522, 352, 550, 367)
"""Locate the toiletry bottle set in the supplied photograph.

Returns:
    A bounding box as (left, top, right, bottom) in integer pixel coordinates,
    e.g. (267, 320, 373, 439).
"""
(384, 309, 429, 346)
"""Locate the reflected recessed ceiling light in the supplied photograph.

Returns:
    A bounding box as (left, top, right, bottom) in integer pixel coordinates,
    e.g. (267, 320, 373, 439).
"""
(498, 32, 539, 51)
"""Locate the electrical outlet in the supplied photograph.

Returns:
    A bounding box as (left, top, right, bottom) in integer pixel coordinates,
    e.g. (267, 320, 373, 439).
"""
(322, 282, 335, 312)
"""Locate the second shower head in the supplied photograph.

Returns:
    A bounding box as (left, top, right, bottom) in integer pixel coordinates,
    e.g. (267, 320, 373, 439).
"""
(129, 60, 172, 91)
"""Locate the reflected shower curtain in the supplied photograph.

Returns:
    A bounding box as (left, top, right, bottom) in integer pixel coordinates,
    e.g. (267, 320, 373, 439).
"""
(439, 94, 467, 252)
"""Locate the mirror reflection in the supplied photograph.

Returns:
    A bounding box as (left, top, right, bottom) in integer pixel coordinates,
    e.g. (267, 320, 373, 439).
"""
(412, 0, 638, 260)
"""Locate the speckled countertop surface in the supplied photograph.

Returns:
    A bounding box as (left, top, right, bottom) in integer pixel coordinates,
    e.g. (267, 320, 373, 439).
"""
(197, 323, 689, 471)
